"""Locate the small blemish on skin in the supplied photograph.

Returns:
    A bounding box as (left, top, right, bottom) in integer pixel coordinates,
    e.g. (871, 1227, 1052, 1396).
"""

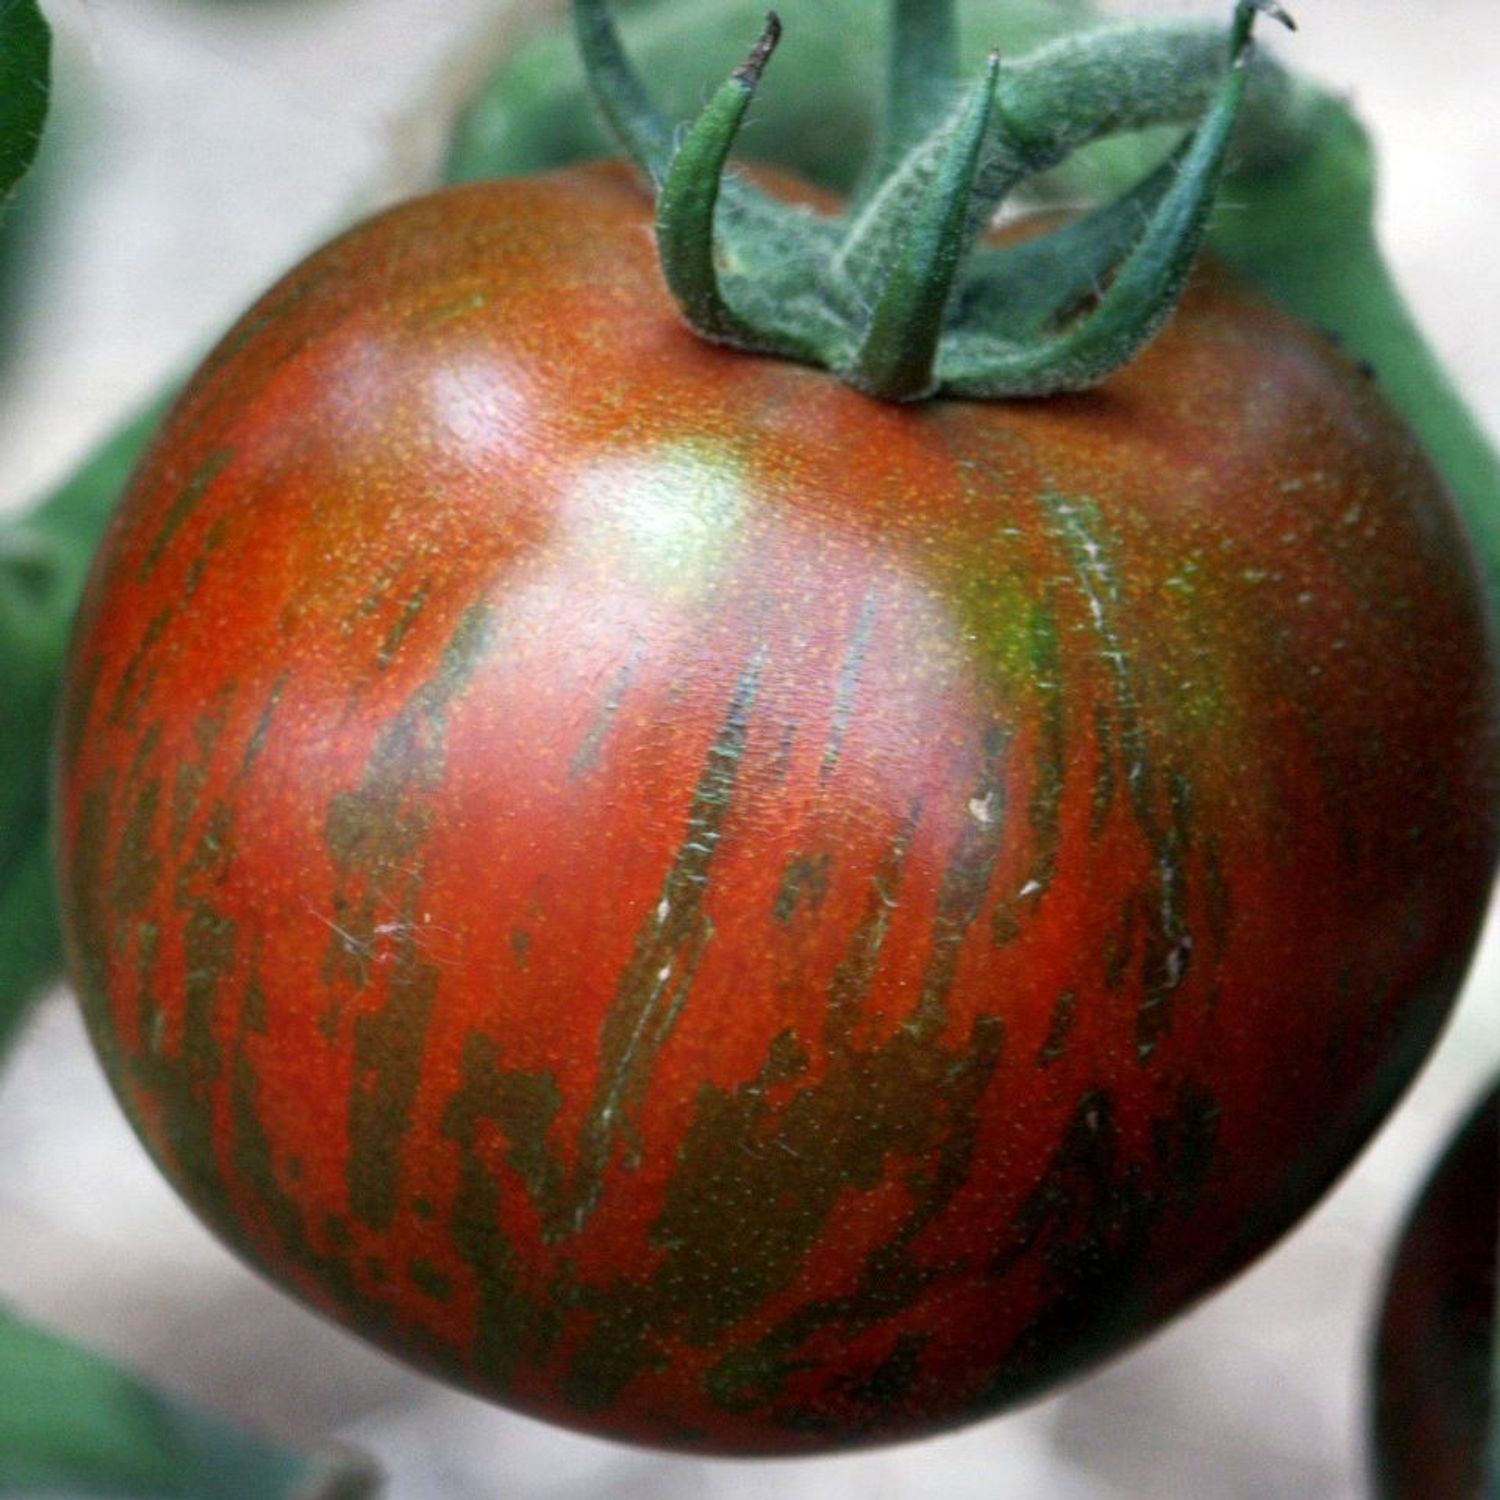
(968, 792, 999, 825)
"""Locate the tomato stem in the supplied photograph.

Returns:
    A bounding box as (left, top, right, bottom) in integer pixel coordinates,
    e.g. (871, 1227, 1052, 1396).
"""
(863, 0, 960, 192)
(577, 0, 1285, 402)
(572, 0, 674, 181)
(1232, 0, 1296, 53)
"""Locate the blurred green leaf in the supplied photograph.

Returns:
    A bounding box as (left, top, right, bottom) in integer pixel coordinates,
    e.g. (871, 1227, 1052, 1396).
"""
(0, 398, 175, 1062)
(446, 0, 1091, 193)
(0, 140, 48, 374)
(0, 0, 49, 213)
(0, 838, 60, 1058)
(0, 1301, 382, 1498)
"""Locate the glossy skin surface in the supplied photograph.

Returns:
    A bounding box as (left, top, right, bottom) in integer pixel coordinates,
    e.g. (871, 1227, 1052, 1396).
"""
(1373, 1083, 1497, 1499)
(56, 161, 1499, 1453)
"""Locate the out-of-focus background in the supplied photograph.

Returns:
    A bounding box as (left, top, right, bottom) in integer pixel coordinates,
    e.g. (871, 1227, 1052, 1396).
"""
(0, 1, 1495, 1496)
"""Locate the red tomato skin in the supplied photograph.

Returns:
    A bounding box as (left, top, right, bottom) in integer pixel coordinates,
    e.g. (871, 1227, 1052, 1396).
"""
(55, 161, 1499, 1453)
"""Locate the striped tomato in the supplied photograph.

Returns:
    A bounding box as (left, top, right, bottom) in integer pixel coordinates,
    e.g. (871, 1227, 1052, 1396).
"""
(55, 161, 1498, 1453)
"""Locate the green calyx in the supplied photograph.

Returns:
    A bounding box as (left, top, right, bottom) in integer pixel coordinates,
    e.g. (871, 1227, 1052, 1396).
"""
(575, 0, 1295, 402)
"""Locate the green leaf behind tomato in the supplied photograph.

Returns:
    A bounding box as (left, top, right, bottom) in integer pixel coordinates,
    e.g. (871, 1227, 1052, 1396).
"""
(445, 0, 1092, 194)
(0, 0, 50, 214)
(0, 1301, 380, 1498)
(1211, 95, 1500, 611)
(0, 398, 175, 1062)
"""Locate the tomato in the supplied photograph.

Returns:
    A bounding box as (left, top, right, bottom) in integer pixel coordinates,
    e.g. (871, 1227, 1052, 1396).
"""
(54, 161, 1499, 1454)
(1371, 1082, 1498, 1498)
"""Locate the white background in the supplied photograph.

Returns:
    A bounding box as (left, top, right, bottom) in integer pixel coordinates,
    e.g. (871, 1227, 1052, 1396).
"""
(0, 2, 1495, 1496)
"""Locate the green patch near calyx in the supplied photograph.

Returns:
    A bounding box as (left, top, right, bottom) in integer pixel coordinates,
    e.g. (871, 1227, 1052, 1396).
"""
(576, 0, 1293, 402)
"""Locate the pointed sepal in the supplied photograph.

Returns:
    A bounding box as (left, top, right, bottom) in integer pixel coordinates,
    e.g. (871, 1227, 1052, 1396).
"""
(939, 34, 1254, 397)
(574, 0, 1295, 403)
(573, 0, 676, 179)
(861, 0, 960, 193)
(845, 54, 1001, 401)
(657, 15, 793, 352)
